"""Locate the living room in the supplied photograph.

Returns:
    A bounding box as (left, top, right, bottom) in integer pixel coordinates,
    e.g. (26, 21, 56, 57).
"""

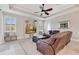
(0, 4, 79, 55)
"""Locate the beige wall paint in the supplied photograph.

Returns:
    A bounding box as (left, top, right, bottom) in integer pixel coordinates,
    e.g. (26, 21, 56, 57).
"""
(1, 10, 79, 41)
(0, 12, 4, 44)
(3, 12, 32, 39)
(45, 11, 79, 40)
(3, 12, 43, 40)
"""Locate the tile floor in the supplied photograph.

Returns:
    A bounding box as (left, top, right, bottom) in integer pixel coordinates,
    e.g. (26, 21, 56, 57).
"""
(57, 39, 79, 55)
(0, 38, 79, 55)
(0, 39, 42, 55)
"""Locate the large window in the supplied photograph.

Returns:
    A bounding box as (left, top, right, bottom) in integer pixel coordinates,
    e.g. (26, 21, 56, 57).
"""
(4, 16, 16, 32)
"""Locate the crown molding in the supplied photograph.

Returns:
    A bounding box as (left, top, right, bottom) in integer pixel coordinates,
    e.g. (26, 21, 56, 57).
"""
(0, 4, 44, 21)
(1, 4, 79, 21)
(2, 9, 45, 20)
(46, 5, 79, 20)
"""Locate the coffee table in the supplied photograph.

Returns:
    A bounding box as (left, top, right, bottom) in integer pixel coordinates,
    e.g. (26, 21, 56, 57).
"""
(32, 35, 50, 43)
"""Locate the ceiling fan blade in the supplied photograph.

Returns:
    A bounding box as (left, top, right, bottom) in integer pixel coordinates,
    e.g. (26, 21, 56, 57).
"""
(44, 11, 49, 15)
(40, 13, 43, 16)
(45, 8, 52, 11)
(34, 11, 41, 13)
(39, 4, 44, 11)
(34, 12, 39, 13)
(40, 6, 43, 9)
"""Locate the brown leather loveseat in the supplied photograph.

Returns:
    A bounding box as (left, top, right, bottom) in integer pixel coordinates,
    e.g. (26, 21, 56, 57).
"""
(36, 31, 72, 55)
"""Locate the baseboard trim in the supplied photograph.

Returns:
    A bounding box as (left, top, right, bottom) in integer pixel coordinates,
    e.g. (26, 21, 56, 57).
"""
(71, 37, 79, 42)
(0, 41, 5, 44)
(17, 36, 24, 40)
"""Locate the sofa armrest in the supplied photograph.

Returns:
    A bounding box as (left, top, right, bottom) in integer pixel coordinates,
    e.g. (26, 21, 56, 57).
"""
(36, 40, 55, 55)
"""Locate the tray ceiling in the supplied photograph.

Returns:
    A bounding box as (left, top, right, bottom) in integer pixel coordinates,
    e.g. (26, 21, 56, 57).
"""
(9, 4, 75, 18)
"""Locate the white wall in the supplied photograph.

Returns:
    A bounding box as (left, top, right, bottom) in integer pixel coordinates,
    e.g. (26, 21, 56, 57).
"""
(0, 4, 9, 10)
(0, 12, 4, 44)
(3, 12, 32, 39)
(45, 11, 79, 40)
(3, 12, 44, 39)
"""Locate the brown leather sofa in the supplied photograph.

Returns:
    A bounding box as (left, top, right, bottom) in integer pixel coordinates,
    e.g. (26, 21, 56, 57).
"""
(36, 31, 72, 55)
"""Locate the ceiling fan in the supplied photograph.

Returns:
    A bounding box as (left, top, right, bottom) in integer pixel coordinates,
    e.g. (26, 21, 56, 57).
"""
(34, 4, 53, 16)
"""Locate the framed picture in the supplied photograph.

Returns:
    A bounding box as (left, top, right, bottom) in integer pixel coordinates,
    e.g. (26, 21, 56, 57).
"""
(59, 20, 69, 29)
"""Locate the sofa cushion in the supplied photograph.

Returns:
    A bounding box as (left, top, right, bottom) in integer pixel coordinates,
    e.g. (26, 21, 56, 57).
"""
(40, 35, 57, 45)
(52, 31, 72, 39)
(49, 30, 60, 35)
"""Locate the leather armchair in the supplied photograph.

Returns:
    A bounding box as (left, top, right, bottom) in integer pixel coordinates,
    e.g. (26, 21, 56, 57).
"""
(36, 31, 72, 55)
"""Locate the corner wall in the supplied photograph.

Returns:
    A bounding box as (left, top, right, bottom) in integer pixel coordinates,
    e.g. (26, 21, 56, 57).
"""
(0, 12, 4, 44)
(3, 12, 44, 40)
(45, 11, 79, 40)
(3, 12, 31, 39)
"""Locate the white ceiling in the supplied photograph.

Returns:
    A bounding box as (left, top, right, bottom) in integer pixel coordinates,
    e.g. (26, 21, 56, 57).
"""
(9, 4, 75, 18)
